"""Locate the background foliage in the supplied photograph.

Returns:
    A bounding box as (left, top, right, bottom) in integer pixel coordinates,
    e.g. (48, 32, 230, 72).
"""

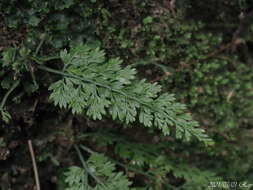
(0, 0, 253, 189)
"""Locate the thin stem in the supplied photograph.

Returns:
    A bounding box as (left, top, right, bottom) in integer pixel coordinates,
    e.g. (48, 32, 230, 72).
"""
(35, 34, 46, 56)
(79, 144, 94, 154)
(30, 56, 60, 64)
(36, 56, 61, 62)
(28, 140, 41, 190)
(0, 80, 20, 110)
(111, 159, 155, 179)
(132, 59, 175, 74)
(27, 63, 39, 88)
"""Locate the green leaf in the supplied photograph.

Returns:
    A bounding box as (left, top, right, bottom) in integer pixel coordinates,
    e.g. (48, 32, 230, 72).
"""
(143, 16, 153, 25)
(0, 110, 11, 123)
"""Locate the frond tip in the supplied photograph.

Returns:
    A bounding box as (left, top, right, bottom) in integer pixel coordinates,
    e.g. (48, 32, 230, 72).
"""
(48, 44, 213, 145)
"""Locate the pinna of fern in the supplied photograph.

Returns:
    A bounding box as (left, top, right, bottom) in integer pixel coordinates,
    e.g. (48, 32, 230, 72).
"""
(40, 44, 213, 145)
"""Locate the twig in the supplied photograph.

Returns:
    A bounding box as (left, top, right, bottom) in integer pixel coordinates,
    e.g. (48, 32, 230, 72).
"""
(28, 140, 41, 190)
(27, 62, 39, 88)
(35, 34, 46, 56)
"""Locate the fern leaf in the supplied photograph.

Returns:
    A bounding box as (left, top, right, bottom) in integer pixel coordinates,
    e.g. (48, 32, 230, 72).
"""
(64, 152, 133, 190)
(48, 44, 213, 144)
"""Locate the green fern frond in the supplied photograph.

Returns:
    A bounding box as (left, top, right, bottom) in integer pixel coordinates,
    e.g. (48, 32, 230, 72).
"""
(65, 167, 87, 190)
(47, 44, 213, 144)
(64, 152, 133, 190)
(80, 130, 220, 189)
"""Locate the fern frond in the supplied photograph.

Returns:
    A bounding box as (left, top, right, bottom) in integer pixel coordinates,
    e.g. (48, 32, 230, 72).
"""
(79, 131, 220, 189)
(46, 44, 213, 144)
(64, 151, 133, 190)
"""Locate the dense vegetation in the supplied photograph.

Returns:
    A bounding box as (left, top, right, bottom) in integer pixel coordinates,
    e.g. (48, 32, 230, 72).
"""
(0, 0, 253, 189)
